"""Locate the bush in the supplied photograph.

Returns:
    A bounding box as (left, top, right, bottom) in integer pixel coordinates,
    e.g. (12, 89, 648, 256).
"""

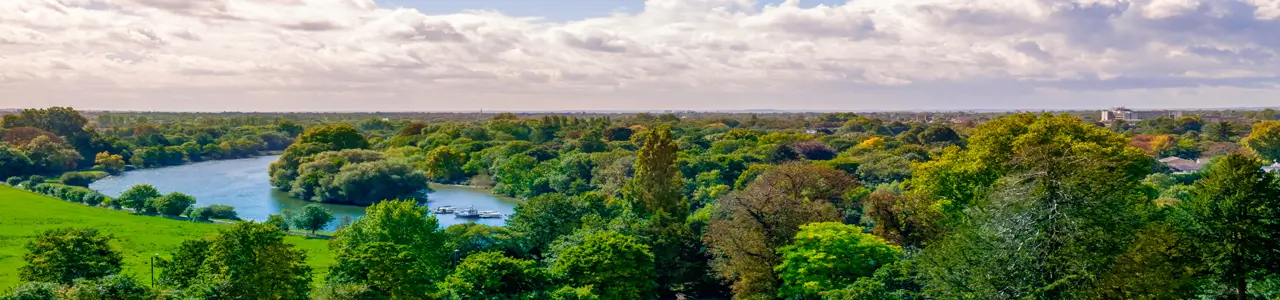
(6, 176, 23, 186)
(185, 206, 212, 221)
(58, 186, 92, 203)
(205, 204, 239, 220)
(59, 171, 105, 187)
(151, 192, 196, 216)
(64, 275, 154, 299)
(82, 193, 108, 206)
(2, 281, 60, 300)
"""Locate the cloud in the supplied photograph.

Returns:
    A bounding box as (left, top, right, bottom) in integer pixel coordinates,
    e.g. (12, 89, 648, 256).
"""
(2, 0, 1280, 111)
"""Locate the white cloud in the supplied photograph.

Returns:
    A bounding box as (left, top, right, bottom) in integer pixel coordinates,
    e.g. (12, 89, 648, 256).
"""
(1, 0, 1279, 111)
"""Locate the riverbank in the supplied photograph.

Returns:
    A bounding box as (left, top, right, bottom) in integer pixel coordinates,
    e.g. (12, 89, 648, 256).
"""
(0, 186, 333, 289)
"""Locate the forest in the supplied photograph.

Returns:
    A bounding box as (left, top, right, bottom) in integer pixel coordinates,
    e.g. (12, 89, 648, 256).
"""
(3, 106, 1280, 299)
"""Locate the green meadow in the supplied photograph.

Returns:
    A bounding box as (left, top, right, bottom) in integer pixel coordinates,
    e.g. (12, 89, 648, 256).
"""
(0, 186, 333, 289)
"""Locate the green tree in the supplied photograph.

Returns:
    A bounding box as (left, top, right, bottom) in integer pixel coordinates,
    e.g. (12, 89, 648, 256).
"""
(63, 275, 154, 300)
(117, 184, 161, 213)
(909, 113, 1151, 214)
(622, 125, 685, 217)
(706, 163, 857, 298)
(576, 131, 608, 153)
(1180, 153, 1280, 299)
(266, 214, 290, 232)
(299, 123, 369, 150)
(775, 222, 902, 298)
(0, 145, 32, 180)
(92, 152, 125, 175)
(423, 145, 466, 183)
(292, 204, 335, 235)
(916, 139, 1153, 299)
(166, 222, 312, 299)
(551, 231, 657, 300)
(508, 193, 603, 257)
(439, 251, 551, 299)
(158, 238, 212, 289)
(329, 200, 449, 297)
(19, 228, 123, 284)
(1243, 120, 1280, 162)
(22, 135, 82, 173)
(1, 282, 59, 300)
(151, 192, 196, 216)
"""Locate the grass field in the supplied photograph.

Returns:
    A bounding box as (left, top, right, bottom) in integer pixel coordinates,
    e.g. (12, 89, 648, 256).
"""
(0, 186, 333, 289)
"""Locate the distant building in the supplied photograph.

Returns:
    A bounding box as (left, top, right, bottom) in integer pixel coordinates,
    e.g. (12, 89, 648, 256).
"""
(1101, 107, 1183, 122)
(1160, 157, 1205, 174)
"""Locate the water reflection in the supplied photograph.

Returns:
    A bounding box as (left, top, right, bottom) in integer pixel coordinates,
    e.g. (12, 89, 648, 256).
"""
(89, 155, 518, 230)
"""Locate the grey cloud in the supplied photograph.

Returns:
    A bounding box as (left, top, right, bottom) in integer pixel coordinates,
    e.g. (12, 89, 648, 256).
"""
(559, 31, 630, 53)
(1188, 45, 1274, 65)
(1014, 41, 1053, 62)
(1045, 74, 1280, 91)
(389, 21, 467, 42)
(279, 20, 343, 31)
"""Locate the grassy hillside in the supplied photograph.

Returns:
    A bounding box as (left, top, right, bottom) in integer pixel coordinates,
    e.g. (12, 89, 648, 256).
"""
(0, 186, 333, 289)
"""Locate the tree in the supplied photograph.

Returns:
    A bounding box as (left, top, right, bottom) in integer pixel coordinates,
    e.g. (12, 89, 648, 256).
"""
(1, 282, 60, 300)
(19, 228, 122, 284)
(917, 126, 961, 145)
(117, 184, 161, 213)
(603, 126, 634, 141)
(93, 152, 126, 175)
(444, 223, 521, 260)
(551, 231, 657, 300)
(910, 113, 1151, 214)
(705, 163, 859, 298)
(775, 222, 902, 298)
(576, 131, 608, 153)
(63, 275, 154, 300)
(292, 204, 335, 235)
(792, 141, 837, 160)
(1202, 121, 1238, 142)
(277, 120, 304, 137)
(21, 135, 82, 173)
(508, 193, 602, 257)
(621, 125, 685, 217)
(863, 191, 941, 249)
(328, 200, 449, 297)
(916, 140, 1153, 299)
(266, 214, 290, 231)
(1243, 120, 1280, 162)
(439, 251, 551, 299)
(423, 146, 466, 183)
(2, 107, 88, 137)
(1180, 153, 1280, 299)
(151, 192, 196, 216)
(299, 123, 368, 150)
(0, 145, 32, 180)
(162, 222, 312, 299)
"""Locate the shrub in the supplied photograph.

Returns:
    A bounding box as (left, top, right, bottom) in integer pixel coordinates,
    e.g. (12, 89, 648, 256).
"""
(205, 204, 239, 220)
(185, 206, 212, 221)
(2, 281, 60, 300)
(6, 176, 23, 186)
(82, 193, 108, 206)
(58, 186, 92, 203)
(151, 192, 197, 216)
(59, 171, 105, 187)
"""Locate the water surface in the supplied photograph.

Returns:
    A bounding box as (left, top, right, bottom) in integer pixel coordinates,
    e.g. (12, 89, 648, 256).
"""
(89, 155, 517, 230)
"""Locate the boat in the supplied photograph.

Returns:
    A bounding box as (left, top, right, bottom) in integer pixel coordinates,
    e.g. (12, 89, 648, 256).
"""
(478, 210, 503, 219)
(433, 206, 455, 214)
(455, 206, 481, 218)
(455, 207, 503, 219)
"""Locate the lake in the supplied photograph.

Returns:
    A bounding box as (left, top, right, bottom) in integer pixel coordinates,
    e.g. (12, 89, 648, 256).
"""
(89, 155, 519, 230)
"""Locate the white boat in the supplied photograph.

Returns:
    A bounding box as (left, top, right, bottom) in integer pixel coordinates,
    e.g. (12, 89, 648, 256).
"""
(433, 206, 456, 214)
(478, 210, 503, 218)
(455, 206, 481, 218)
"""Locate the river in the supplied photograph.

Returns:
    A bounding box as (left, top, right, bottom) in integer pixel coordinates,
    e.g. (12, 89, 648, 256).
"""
(88, 155, 518, 230)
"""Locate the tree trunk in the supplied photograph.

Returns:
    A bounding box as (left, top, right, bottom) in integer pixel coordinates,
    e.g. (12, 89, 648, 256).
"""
(1237, 276, 1247, 300)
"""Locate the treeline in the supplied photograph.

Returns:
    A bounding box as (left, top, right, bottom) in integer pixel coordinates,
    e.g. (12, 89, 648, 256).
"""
(0, 107, 299, 182)
(5, 109, 1280, 299)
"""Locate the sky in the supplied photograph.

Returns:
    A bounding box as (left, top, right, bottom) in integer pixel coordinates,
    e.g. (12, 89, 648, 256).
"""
(2, 0, 1280, 112)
